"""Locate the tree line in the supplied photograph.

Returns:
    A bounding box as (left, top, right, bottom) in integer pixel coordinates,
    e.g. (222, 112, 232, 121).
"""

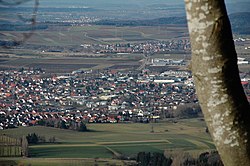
(37, 118, 87, 132)
(26, 133, 56, 144)
(136, 151, 223, 166)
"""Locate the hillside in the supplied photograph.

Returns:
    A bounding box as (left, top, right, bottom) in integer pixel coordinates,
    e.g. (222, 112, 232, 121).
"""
(229, 12, 250, 35)
(95, 12, 250, 35)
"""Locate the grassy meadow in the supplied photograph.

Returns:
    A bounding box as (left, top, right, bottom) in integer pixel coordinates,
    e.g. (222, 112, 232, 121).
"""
(0, 158, 136, 166)
(0, 118, 215, 160)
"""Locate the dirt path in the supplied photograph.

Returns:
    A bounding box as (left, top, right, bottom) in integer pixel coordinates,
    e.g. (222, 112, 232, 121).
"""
(30, 139, 171, 148)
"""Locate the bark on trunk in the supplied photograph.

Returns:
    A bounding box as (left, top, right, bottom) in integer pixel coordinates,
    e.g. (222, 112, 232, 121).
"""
(184, 0, 250, 165)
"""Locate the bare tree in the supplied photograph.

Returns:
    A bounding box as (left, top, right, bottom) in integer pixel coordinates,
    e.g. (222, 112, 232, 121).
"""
(21, 135, 28, 157)
(184, 0, 250, 165)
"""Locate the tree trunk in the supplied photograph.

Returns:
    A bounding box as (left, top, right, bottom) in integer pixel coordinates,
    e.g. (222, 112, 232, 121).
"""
(184, 0, 250, 165)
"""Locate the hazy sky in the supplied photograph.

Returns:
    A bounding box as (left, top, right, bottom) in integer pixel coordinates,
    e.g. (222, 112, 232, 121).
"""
(19, 0, 183, 8)
(5, 0, 250, 17)
(19, 0, 249, 7)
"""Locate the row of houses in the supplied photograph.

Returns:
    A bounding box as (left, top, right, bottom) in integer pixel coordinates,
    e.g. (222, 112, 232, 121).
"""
(0, 68, 197, 129)
(85, 40, 191, 54)
(1, 67, 249, 129)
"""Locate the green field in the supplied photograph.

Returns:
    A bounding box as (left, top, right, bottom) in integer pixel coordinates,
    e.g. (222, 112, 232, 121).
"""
(0, 118, 215, 160)
(0, 158, 136, 166)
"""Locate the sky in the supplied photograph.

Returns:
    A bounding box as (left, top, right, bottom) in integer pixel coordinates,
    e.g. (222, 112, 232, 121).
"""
(13, 0, 183, 9)
(16, 0, 249, 8)
(2, 0, 250, 17)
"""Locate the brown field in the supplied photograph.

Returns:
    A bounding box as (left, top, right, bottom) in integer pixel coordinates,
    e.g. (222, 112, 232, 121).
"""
(0, 55, 144, 73)
(0, 24, 192, 73)
(27, 64, 97, 73)
(1, 25, 248, 73)
(108, 64, 140, 70)
(1, 24, 189, 47)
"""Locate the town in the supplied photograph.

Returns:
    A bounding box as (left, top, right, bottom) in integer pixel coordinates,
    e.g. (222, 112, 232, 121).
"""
(1, 1, 250, 165)
(1, 64, 249, 130)
(28, 39, 191, 55)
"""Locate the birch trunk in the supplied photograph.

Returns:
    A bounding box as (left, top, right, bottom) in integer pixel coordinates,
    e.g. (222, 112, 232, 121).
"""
(184, 0, 250, 165)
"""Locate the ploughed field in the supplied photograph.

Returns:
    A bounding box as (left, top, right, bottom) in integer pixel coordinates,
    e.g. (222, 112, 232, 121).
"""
(0, 55, 144, 73)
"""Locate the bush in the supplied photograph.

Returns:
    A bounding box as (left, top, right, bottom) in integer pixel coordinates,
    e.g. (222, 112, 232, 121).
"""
(173, 103, 202, 118)
(137, 152, 172, 166)
(26, 133, 38, 144)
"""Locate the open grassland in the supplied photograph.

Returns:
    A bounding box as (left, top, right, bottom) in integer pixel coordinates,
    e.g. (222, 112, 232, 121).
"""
(2, 25, 188, 46)
(0, 119, 215, 159)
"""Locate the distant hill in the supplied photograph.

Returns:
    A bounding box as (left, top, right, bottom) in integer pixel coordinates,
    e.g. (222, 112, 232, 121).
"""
(94, 17, 187, 26)
(229, 12, 250, 35)
(95, 12, 250, 35)
(226, 2, 250, 14)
